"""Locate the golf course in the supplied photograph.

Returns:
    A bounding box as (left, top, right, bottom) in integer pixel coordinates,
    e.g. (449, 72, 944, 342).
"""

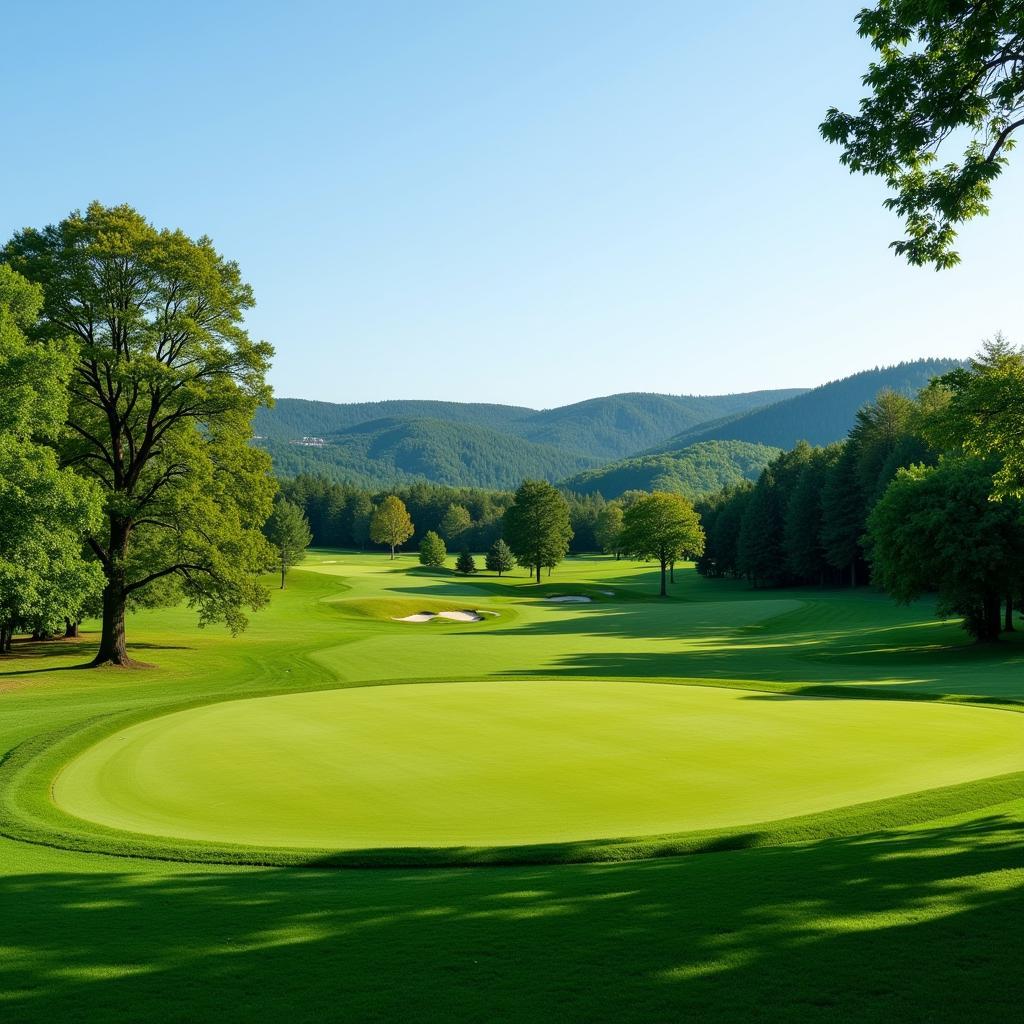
(2, 553, 1023, 1021)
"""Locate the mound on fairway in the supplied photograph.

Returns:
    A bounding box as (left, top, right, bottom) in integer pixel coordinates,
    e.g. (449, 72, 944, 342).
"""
(53, 682, 1024, 852)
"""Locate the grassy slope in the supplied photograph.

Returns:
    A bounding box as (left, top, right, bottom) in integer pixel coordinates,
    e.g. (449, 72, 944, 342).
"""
(2, 555, 1023, 1022)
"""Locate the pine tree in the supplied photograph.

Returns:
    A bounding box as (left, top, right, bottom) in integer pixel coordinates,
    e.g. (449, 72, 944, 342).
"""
(455, 549, 477, 575)
(485, 539, 514, 576)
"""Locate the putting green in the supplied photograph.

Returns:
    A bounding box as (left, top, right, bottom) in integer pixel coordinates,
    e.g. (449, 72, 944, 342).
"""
(53, 681, 1024, 850)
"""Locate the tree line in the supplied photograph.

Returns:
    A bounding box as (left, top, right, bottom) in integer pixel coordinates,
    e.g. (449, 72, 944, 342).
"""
(694, 343, 1024, 642)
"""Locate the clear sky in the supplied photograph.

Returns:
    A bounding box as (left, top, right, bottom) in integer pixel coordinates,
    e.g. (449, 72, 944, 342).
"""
(4, 1, 1022, 408)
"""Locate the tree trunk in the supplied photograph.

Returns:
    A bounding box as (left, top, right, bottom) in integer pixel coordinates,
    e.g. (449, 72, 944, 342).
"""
(1004, 593, 1015, 632)
(64, 618, 79, 639)
(669, 560, 675, 583)
(390, 543, 395, 560)
(659, 557, 668, 597)
(92, 520, 136, 667)
(0, 624, 11, 654)
(535, 561, 541, 584)
(980, 592, 1002, 642)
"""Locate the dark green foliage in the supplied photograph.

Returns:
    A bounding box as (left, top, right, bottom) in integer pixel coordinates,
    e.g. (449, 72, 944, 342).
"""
(455, 549, 477, 575)
(562, 441, 780, 501)
(662, 361, 962, 451)
(418, 531, 447, 568)
(439, 504, 472, 543)
(784, 447, 839, 584)
(263, 499, 312, 589)
(867, 459, 1024, 641)
(696, 484, 753, 579)
(593, 503, 625, 557)
(485, 539, 514, 576)
(822, 1, 1024, 268)
(503, 480, 573, 583)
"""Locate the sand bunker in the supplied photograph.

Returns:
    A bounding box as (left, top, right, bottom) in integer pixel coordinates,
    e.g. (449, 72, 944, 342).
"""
(393, 610, 484, 623)
(546, 595, 593, 603)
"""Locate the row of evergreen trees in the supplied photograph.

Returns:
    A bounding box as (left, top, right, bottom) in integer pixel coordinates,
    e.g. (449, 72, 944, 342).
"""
(696, 390, 932, 588)
(695, 344, 1024, 643)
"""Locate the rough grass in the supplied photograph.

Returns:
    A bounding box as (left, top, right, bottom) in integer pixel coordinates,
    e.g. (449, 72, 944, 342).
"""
(1, 551, 1023, 1021)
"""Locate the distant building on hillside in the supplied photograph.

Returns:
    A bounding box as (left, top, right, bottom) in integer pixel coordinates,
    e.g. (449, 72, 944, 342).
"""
(290, 436, 328, 448)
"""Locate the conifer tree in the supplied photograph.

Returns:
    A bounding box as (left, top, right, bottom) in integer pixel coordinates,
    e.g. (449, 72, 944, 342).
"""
(455, 549, 477, 575)
(419, 531, 447, 568)
(485, 538, 514, 576)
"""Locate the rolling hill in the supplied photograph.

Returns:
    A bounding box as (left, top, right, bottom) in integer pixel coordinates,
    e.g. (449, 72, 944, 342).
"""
(651, 359, 962, 451)
(561, 440, 781, 500)
(259, 417, 602, 490)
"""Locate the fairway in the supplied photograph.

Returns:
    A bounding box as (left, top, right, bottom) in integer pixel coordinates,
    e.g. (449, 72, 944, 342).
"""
(53, 680, 1024, 850)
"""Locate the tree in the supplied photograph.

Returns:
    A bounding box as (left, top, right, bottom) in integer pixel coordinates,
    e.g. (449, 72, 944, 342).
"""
(822, 2, 1024, 268)
(370, 495, 414, 558)
(419, 530, 447, 568)
(439, 503, 472, 543)
(348, 492, 374, 550)
(820, 445, 866, 587)
(502, 480, 573, 583)
(4, 204, 276, 666)
(485, 538, 515, 576)
(455, 549, 477, 575)
(619, 492, 705, 597)
(0, 265, 104, 653)
(594, 503, 625, 558)
(263, 498, 312, 589)
(923, 338, 1024, 499)
(867, 458, 1024, 641)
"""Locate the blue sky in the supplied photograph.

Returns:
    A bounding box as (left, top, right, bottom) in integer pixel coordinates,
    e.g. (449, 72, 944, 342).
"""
(4, 1, 1022, 407)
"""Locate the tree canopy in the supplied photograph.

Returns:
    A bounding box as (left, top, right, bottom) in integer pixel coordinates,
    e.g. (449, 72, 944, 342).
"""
(502, 480, 573, 583)
(485, 538, 514, 576)
(370, 495, 414, 558)
(867, 457, 1024, 641)
(263, 498, 312, 589)
(4, 204, 275, 666)
(822, 1, 1024, 268)
(0, 266, 103, 652)
(619, 492, 705, 597)
(418, 530, 447, 568)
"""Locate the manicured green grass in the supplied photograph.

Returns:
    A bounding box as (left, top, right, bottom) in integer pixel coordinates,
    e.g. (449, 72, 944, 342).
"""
(2, 551, 1023, 1021)
(53, 681, 1024, 850)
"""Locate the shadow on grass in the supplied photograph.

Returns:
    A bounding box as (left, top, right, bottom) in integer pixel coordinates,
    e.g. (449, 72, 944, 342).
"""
(2, 812, 1021, 1022)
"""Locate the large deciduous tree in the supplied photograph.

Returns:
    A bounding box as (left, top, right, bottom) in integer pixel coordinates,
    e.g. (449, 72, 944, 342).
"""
(594, 502, 625, 558)
(4, 204, 276, 666)
(619, 492, 705, 597)
(822, 1, 1024, 268)
(0, 265, 104, 652)
(370, 495, 414, 558)
(866, 457, 1024, 641)
(502, 480, 573, 583)
(263, 498, 312, 589)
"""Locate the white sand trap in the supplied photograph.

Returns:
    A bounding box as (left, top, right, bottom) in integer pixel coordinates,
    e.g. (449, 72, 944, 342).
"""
(393, 610, 484, 622)
(599, 590, 615, 596)
(546, 595, 593, 603)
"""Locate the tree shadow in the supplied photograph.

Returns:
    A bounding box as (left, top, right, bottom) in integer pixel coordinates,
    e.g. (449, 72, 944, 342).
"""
(2, 811, 1021, 1022)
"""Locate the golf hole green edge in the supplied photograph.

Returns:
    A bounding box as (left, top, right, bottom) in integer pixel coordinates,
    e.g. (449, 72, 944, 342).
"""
(2, 679, 1024, 869)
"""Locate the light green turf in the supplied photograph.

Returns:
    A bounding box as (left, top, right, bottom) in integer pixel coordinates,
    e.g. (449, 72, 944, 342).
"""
(4, 553, 1024, 1021)
(53, 680, 1024, 849)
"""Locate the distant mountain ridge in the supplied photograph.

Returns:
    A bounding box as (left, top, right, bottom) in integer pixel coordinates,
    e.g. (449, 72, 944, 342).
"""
(651, 359, 963, 452)
(254, 361, 960, 492)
